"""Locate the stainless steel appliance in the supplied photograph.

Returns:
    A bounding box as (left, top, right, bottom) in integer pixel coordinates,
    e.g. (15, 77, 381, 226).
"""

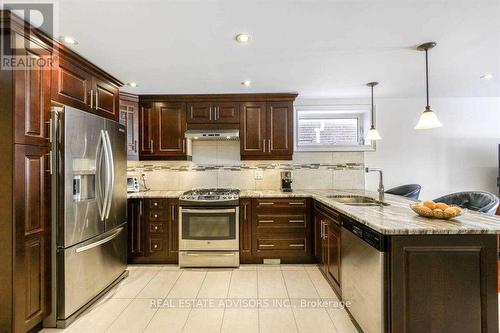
(179, 188, 240, 267)
(341, 215, 387, 333)
(127, 176, 140, 192)
(46, 106, 128, 328)
(280, 171, 293, 192)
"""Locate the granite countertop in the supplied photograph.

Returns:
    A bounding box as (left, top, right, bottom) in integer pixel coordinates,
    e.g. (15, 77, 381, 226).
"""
(127, 189, 500, 235)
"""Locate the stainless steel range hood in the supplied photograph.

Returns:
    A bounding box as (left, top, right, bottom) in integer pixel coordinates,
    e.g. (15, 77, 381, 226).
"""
(185, 129, 239, 141)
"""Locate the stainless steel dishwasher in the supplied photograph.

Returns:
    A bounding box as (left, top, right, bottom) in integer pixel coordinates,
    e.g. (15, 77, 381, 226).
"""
(341, 215, 387, 333)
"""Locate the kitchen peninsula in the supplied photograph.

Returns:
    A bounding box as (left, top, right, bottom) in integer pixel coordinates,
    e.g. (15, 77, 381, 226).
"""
(127, 189, 500, 333)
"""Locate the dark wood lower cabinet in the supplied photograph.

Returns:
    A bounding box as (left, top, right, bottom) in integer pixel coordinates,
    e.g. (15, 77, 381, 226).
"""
(127, 198, 178, 263)
(14, 144, 51, 332)
(314, 202, 341, 294)
(391, 234, 498, 333)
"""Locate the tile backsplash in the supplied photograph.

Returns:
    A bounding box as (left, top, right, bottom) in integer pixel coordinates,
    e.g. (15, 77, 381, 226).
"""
(127, 141, 365, 191)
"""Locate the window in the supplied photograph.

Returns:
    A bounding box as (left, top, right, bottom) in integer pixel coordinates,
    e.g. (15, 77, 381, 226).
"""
(295, 105, 375, 151)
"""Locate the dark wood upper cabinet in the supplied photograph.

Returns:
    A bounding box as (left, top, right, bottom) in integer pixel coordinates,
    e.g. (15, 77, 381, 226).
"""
(52, 54, 121, 122)
(187, 102, 239, 124)
(119, 93, 139, 160)
(267, 101, 293, 156)
(156, 102, 187, 157)
(240, 102, 267, 157)
(52, 56, 92, 112)
(14, 36, 52, 147)
(139, 102, 188, 160)
(240, 101, 294, 160)
(186, 102, 212, 123)
(94, 76, 119, 120)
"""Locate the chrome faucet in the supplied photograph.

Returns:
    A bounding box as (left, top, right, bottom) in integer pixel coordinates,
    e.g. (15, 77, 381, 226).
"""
(365, 168, 384, 202)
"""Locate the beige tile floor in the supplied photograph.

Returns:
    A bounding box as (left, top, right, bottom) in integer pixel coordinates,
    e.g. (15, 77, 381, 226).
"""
(41, 264, 359, 333)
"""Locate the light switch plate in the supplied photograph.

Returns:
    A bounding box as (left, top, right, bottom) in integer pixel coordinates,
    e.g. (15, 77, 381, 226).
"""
(254, 169, 264, 180)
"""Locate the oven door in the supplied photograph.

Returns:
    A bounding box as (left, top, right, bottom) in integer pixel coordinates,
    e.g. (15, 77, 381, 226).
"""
(179, 207, 239, 250)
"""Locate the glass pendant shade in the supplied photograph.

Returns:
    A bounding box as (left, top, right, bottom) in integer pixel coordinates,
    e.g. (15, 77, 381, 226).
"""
(414, 108, 442, 130)
(365, 126, 382, 140)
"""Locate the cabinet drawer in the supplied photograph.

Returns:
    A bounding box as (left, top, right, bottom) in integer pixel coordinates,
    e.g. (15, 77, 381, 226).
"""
(149, 210, 168, 221)
(255, 213, 307, 230)
(149, 222, 166, 233)
(149, 238, 166, 252)
(149, 199, 168, 209)
(255, 198, 308, 210)
(257, 237, 307, 252)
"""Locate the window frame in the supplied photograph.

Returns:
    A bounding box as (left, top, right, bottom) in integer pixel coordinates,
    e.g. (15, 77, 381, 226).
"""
(294, 104, 376, 152)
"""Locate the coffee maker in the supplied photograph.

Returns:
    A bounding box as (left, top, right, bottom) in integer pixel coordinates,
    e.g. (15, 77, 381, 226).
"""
(281, 171, 293, 192)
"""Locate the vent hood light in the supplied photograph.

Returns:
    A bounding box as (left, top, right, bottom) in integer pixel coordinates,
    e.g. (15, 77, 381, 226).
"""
(185, 129, 239, 141)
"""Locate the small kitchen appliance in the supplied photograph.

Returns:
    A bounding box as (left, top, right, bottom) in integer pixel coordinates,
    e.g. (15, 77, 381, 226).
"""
(127, 176, 140, 193)
(179, 188, 240, 267)
(281, 171, 293, 192)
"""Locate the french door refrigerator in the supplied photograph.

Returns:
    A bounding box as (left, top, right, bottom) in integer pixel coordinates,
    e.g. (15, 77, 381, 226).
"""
(46, 106, 128, 328)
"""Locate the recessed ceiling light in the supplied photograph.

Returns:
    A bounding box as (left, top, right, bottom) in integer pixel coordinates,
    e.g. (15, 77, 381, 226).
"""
(59, 36, 78, 45)
(235, 33, 250, 43)
(480, 73, 494, 80)
(241, 80, 251, 87)
(126, 82, 139, 87)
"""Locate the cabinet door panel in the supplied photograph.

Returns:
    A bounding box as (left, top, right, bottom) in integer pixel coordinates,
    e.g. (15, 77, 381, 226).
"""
(214, 102, 239, 123)
(127, 200, 145, 257)
(53, 56, 92, 111)
(267, 101, 293, 156)
(119, 97, 139, 160)
(14, 145, 51, 332)
(139, 103, 154, 157)
(239, 199, 252, 260)
(240, 102, 266, 157)
(168, 199, 179, 260)
(14, 37, 51, 146)
(157, 102, 186, 156)
(187, 102, 212, 123)
(94, 77, 119, 121)
(326, 222, 341, 286)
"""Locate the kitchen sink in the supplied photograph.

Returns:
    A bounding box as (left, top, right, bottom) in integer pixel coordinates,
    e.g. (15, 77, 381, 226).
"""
(327, 195, 389, 206)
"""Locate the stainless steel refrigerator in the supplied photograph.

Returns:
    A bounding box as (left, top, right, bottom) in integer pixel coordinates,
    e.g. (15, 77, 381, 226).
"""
(46, 106, 128, 328)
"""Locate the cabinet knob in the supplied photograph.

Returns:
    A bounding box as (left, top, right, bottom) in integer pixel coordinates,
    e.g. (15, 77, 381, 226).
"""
(154, 226, 158, 230)
(154, 244, 158, 249)
(154, 214, 158, 218)
(154, 202, 158, 206)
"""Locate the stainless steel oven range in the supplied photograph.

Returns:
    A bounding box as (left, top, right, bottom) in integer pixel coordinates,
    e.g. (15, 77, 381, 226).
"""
(179, 188, 240, 267)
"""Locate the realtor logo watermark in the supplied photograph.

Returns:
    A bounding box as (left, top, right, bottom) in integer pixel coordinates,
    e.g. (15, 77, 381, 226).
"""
(1, 2, 54, 70)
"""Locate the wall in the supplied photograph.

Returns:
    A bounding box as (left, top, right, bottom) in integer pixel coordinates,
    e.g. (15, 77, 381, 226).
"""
(364, 97, 500, 199)
(127, 142, 365, 191)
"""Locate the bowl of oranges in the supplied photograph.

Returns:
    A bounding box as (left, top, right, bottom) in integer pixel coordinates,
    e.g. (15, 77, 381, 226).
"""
(410, 200, 465, 220)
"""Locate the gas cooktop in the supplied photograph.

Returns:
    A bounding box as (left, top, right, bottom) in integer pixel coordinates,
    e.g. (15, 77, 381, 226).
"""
(179, 188, 240, 206)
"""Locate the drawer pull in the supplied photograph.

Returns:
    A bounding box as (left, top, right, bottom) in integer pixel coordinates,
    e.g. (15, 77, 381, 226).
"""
(154, 214, 158, 218)
(289, 244, 305, 247)
(259, 202, 274, 206)
(289, 202, 304, 205)
(153, 244, 158, 249)
(260, 244, 275, 248)
(154, 226, 158, 230)
(259, 220, 274, 223)
(154, 202, 158, 206)
(289, 220, 304, 223)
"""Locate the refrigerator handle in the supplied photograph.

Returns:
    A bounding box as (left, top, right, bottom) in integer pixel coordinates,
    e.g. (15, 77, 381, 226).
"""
(104, 131, 115, 219)
(101, 130, 111, 221)
(96, 130, 106, 221)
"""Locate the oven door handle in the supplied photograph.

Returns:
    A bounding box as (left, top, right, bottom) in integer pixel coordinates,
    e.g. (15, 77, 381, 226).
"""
(181, 252, 236, 256)
(181, 208, 237, 214)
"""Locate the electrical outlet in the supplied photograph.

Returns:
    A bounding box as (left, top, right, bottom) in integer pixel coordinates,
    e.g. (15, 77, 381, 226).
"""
(254, 169, 264, 180)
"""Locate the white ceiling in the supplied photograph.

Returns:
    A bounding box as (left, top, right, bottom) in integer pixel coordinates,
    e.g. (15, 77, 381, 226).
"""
(55, 0, 500, 98)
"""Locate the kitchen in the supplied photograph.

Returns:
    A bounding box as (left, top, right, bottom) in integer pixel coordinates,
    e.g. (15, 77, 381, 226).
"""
(1, 1, 500, 333)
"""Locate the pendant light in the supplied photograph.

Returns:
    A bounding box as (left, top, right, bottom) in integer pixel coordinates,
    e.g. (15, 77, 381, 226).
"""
(365, 81, 382, 141)
(414, 42, 443, 130)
